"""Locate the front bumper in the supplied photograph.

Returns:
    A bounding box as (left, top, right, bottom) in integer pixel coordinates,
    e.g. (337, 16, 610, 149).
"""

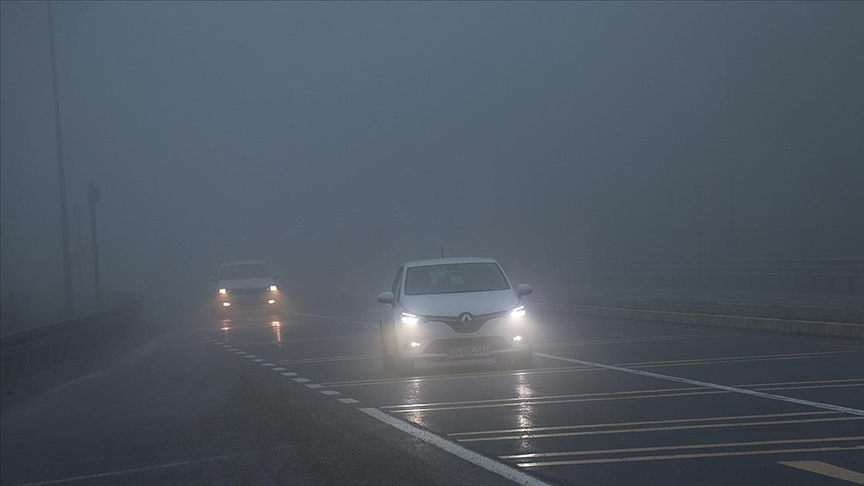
(216, 292, 281, 312)
(395, 316, 531, 362)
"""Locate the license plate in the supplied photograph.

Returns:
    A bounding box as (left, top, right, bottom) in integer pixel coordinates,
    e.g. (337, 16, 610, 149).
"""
(448, 345, 490, 358)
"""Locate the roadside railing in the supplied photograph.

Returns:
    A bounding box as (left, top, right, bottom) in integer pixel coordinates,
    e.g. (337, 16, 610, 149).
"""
(0, 295, 143, 385)
(517, 259, 864, 295)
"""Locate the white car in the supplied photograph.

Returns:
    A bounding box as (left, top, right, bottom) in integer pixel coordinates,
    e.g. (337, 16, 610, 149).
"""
(377, 257, 533, 374)
(209, 260, 283, 315)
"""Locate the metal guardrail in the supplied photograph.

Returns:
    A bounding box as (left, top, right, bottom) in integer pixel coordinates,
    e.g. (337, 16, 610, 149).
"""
(0, 296, 143, 385)
(520, 259, 864, 295)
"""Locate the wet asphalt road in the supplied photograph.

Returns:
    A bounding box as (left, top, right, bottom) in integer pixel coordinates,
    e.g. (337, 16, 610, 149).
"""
(2, 298, 862, 485)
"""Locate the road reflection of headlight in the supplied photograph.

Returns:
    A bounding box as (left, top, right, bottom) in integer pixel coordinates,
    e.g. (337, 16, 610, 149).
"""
(222, 302, 232, 307)
(267, 299, 276, 304)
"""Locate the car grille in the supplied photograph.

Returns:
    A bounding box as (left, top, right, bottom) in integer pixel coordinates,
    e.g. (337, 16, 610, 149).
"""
(231, 287, 269, 295)
(424, 336, 512, 354)
(429, 310, 508, 334)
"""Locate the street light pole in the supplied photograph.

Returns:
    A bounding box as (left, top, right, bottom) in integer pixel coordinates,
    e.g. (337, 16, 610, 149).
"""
(88, 182, 102, 307)
(47, 0, 74, 317)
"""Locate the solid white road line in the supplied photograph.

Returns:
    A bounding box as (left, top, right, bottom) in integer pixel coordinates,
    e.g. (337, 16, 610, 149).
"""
(778, 460, 864, 484)
(360, 407, 552, 486)
(536, 352, 864, 416)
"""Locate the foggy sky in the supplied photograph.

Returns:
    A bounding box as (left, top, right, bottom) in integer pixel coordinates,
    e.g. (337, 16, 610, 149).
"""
(2, 1, 863, 316)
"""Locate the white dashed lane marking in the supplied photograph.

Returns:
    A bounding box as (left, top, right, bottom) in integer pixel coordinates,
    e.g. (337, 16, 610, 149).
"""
(281, 372, 298, 377)
(338, 398, 360, 404)
(306, 384, 324, 389)
(293, 378, 311, 383)
(321, 390, 341, 396)
(272, 367, 286, 371)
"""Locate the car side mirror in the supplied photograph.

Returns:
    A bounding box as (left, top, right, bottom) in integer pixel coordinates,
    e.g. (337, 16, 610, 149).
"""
(273, 273, 283, 279)
(517, 284, 533, 297)
(208, 276, 217, 282)
(377, 291, 395, 304)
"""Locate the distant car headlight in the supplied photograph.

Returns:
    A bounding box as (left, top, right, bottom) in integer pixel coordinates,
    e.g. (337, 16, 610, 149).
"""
(401, 312, 420, 326)
(269, 285, 278, 291)
(218, 288, 228, 295)
(510, 305, 526, 319)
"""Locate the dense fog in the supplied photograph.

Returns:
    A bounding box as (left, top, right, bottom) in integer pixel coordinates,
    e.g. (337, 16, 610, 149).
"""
(2, 1, 862, 327)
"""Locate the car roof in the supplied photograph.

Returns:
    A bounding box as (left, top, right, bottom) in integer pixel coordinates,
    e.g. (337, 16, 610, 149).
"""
(219, 260, 268, 267)
(403, 257, 499, 268)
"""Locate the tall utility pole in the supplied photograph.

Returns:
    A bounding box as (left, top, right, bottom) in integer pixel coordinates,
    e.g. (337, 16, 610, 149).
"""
(48, 0, 74, 317)
(88, 182, 102, 307)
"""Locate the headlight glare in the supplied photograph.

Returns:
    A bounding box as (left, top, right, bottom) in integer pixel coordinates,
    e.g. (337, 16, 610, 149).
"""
(400, 313, 420, 326)
(269, 285, 278, 291)
(510, 305, 526, 319)
(218, 288, 228, 294)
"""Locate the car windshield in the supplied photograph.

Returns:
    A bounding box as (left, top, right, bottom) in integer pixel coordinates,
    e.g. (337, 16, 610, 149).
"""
(219, 263, 271, 280)
(404, 263, 510, 295)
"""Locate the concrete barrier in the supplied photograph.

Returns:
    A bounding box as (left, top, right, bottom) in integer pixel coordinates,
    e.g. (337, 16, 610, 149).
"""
(0, 297, 143, 385)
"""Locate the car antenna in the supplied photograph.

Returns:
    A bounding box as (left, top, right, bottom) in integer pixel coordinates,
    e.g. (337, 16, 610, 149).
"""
(440, 245, 445, 258)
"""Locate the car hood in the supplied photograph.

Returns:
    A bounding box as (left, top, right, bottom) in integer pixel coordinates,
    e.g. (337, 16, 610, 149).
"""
(220, 277, 274, 290)
(401, 290, 519, 317)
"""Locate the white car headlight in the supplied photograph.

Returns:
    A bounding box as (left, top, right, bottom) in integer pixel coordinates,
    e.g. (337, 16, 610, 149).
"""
(218, 288, 228, 295)
(510, 305, 526, 319)
(269, 285, 278, 291)
(401, 312, 420, 326)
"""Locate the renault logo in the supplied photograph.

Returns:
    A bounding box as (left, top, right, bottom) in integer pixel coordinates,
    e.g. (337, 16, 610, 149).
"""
(459, 313, 473, 326)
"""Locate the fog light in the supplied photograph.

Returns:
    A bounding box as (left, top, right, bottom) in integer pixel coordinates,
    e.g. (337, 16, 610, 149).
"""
(513, 335, 522, 342)
(410, 341, 421, 348)
(267, 299, 276, 304)
(222, 302, 231, 307)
